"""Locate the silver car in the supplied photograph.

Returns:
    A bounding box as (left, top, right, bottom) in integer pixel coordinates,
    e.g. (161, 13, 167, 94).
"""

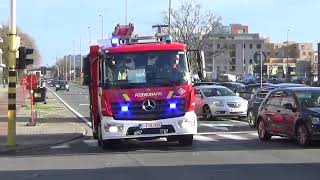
(194, 85, 248, 120)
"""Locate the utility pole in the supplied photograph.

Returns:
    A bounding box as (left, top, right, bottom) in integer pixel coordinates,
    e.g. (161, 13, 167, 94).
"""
(317, 43, 320, 85)
(168, 0, 171, 34)
(73, 40, 76, 82)
(125, 0, 128, 24)
(88, 26, 92, 45)
(242, 37, 245, 74)
(7, 0, 17, 146)
(286, 29, 290, 81)
(80, 37, 83, 84)
(99, 14, 104, 39)
(260, 47, 263, 88)
(69, 55, 72, 81)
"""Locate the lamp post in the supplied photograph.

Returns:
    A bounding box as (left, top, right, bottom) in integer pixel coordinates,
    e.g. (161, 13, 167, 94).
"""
(88, 26, 92, 45)
(73, 40, 76, 82)
(99, 14, 104, 39)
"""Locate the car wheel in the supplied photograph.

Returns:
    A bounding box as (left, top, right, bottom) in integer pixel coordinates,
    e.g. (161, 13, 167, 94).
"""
(55, 88, 58, 91)
(98, 125, 108, 150)
(178, 135, 193, 146)
(247, 110, 256, 128)
(203, 105, 213, 121)
(296, 123, 310, 147)
(258, 120, 271, 141)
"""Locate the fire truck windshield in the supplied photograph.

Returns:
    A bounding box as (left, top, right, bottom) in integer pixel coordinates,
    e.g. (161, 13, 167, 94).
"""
(101, 50, 190, 88)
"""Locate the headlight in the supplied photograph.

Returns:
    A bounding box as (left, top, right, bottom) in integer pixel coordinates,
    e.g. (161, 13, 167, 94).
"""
(65, 85, 69, 88)
(55, 85, 59, 87)
(212, 100, 224, 107)
(311, 117, 320, 124)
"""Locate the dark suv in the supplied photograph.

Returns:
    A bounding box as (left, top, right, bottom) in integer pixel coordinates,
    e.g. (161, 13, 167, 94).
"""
(56, 80, 69, 91)
(247, 83, 307, 128)
(257, 87, 320, 146)
(237, 83, 272, 100)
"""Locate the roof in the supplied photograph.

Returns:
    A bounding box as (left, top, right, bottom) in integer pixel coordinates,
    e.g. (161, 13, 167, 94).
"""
(195, 85, 228, 89)
(107, 42, 186, 53)
(271, 83, 307, 88)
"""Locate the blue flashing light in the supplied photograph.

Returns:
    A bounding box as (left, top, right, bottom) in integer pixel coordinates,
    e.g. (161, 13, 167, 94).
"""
(111, 37, 119, 47)
(169, 103, 177, 109)
(121, 105, 129, 112)
(165, 35, 173, 43)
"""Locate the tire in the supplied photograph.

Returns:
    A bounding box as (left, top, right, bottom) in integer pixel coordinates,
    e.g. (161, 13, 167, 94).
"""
(97, 125, 108, 149)
(296, 123, 310, 147)
(55, 88, 58, 91)
(203, 105, 213, 121)
(178, 135, 193, 146)
(247, 110, 256, 128)
(257, 119, 271, 141)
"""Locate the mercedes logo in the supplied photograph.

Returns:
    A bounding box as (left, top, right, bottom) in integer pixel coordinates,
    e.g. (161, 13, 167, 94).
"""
(142, 99, 156, 111)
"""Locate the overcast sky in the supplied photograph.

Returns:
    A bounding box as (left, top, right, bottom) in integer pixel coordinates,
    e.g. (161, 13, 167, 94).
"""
(0, 0, 319, 65)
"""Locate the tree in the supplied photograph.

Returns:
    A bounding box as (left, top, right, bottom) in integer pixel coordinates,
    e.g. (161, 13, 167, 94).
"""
(163, 0, 222, 74)
(0, 24, 42, 67)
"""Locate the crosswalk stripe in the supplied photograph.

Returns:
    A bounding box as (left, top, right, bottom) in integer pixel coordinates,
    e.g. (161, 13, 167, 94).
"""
(216, 134, 250, 140)
(249, 132, 258, 136)
(50, 144, 70, 149)
(194, 135, 218, 142)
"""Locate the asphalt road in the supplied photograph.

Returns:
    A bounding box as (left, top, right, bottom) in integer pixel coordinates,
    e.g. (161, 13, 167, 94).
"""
(0, 85, 320, 180)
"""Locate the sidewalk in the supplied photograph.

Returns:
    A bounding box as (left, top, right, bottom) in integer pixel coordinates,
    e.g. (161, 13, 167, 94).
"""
(0, 86, 86, 153)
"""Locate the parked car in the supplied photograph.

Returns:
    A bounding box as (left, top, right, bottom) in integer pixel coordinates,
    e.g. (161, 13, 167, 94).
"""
(50, 79, 58, 87)
(193, 82, 221, 87)
(194, 85, 248, 120)
(237, 83, 273, 100)
(256, 87, 320, 146)
(247, 83, 308, 128)
(220, 82, 245, 93)
(55, 80, 69, 91)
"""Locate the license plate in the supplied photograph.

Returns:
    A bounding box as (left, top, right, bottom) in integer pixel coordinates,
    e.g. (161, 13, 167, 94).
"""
(140, 123, 162, 129)
(230, 108, 239, 112)
(34, 93, 41, 98)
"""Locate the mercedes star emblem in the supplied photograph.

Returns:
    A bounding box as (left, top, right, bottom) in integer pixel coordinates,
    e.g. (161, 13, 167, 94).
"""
(142, 99, 156, 111)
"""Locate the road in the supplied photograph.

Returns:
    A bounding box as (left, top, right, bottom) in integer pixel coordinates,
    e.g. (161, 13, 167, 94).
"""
(0, 85, 320, 180)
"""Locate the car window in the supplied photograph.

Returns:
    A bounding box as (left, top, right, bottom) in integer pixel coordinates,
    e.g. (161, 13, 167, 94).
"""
(202, 87, 235, 97)
(266, 91, 282, 106)
(280, 93, 296, 107)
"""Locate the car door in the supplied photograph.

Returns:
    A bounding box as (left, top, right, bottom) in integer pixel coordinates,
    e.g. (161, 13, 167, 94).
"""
(194, 88, 205, 116)
(279, 91, 299, 136)
(263, 91, 285, 134)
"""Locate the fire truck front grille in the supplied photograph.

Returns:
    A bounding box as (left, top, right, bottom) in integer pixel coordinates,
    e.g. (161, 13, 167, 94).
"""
(111, 98, 186, 120)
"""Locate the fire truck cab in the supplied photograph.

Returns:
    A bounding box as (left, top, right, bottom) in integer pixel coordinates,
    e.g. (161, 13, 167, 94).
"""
(84, 24, 203, 149)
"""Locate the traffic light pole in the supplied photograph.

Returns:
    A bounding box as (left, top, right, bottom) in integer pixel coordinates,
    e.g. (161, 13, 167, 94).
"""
(7, 0, 17, 146)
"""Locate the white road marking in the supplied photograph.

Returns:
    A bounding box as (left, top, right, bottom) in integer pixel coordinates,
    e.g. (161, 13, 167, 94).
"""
(79, 104, 90, 106)
(50, 144, 70, 149)
(249, 132, 258, 136)
(198, 131, 257, 135)
(216, 134, 250, 140)
(194, 135, 218, 142)
(201, 123, 234, 127)
(83, 139, 98, 147)
(47, 87, 92, 127)
(229, 119, 249, 125)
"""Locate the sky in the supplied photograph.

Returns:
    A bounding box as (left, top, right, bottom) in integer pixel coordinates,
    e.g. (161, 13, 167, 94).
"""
(0, 0, 319, 66)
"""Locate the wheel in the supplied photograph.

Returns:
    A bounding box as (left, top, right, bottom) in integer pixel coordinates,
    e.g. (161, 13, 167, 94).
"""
(178, 135, 193, 146)
(67, 89, 69, 91)
(97, 125, 108, 150)
(257, 120, 271, 141)
(247, 110, 256, 128)
(55, 88, 58, 91)
(296, 123, 310, 147)
(203, 105, 213, 121)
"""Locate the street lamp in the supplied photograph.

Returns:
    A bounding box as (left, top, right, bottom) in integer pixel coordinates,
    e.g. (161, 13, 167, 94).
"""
(286, 29, 290, 81)
(99, 14, 104, 39)
(73, 40, 76, 82)
(88, 26, 92, 45)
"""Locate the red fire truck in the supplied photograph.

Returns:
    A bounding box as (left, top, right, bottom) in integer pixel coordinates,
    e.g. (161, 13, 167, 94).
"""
(84, 24, 204, 149)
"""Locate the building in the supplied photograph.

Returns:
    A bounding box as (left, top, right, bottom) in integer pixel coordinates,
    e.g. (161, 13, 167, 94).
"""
(203, 24, 266, 80)
(265, 42, 314, 79)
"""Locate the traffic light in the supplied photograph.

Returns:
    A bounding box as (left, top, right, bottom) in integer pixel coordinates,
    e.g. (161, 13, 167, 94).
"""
(16, 46, 34, 69)
(41, 66, 46, 75)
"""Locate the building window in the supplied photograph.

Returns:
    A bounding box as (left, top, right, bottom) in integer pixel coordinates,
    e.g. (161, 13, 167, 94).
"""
(217, 44, 221, 49)
(208, 52, 213, 57)
(257, 44, 261, 49)
(303, 52, 306, 56)
(267, 52, 271, 56)
(231, 44, 236, 50)
(275, 51, 279, 56)
(244, 59, 246, 64)
(230, 51, 236, 57)
(230, 58, 236, 65)
(275, 45, 278, 49)
(308, 52, 312, 56)
(249, 44, 253, 49)
(301, 45, 305, 50)
(230, 66, 236, 71)
(249, 59, 253, 64)
(243, 44, 246, 48)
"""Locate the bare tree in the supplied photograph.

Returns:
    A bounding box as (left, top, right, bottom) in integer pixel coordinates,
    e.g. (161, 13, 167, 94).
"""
(163, 0, 223, 73)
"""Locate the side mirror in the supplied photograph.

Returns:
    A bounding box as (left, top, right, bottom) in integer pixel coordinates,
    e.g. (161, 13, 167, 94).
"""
(283, 103, 293, 110)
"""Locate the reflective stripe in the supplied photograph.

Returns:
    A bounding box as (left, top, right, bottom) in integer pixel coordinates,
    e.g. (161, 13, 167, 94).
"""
(167, 91, 174, 99)
(122, 94, 131, 101)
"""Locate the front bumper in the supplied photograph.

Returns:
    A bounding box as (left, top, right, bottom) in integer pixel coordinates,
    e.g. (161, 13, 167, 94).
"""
(100, 111, 197, 140)
(209, 104, 247, 117)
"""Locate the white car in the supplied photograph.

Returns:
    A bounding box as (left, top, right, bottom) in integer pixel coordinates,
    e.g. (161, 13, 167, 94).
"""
(194, 85, 248, 120)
